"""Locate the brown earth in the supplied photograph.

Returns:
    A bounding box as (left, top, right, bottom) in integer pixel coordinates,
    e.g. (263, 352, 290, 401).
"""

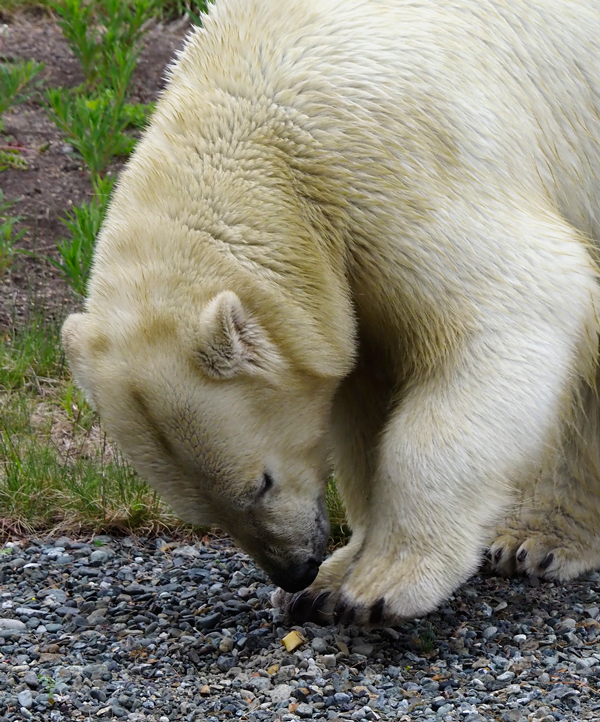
(0, 12, 190, 331)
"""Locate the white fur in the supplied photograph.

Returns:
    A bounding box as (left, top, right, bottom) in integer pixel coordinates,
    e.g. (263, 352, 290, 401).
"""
(63, 0, 600, 625)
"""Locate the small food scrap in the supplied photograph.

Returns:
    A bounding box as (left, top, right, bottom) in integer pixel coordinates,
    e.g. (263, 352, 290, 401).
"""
(281, 629, 306, 652)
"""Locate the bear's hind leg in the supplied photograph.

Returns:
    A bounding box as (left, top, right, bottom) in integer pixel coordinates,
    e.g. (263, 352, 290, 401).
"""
(490, 367, 600, 581)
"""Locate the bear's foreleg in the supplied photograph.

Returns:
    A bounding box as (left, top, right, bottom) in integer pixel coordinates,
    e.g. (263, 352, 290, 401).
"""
(330, 216, 599, 626)
(285, 351, 393, 623)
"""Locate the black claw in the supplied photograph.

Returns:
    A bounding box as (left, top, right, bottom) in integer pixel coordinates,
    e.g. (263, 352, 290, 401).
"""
(309, 592, 332, 625)
(483, 548, 493, 563)
(540, 552, 554, 571)
(494, 548, 503, 563)
(516, 548, 528, 564)
(369, 598, 385, 626)
(333, 599, 346, 625)
(333, 598, 355, 626)
(343, 606, 356, 626)
(289, 592, 313, 623)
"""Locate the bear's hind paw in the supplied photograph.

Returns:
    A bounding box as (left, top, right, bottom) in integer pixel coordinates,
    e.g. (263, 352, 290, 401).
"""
(489, 518, 600, 582)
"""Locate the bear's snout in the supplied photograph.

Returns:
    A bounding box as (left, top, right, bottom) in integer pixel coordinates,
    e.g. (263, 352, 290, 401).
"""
(270, 556, 321, 593)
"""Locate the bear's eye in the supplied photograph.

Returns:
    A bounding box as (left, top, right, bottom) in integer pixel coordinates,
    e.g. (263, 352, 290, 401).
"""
(257, 471, 274, 499)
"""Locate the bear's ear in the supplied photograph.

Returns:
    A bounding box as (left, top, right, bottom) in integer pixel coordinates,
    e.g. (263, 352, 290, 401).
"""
(61, 313, 101, 405)
(196, 291, 285, 379)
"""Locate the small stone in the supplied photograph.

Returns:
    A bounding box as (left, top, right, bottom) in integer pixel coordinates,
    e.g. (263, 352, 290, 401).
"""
(196, 612, 221, 630)
(0, 618, 26, 630)
(311, 636, 328, 653)
(23, 671, 39, 689)
(352, 640, 374, 656)
(322, 654, 337, 668)
(89, 549, 111, 565)
(576, 656, 597, 669)
(216, 655, 235, 672)
(295, 702, 313, 718)
(513, 634, 527, 644)
(585, 606, 599, 619)
(251, 677, 272, 692)
(497, 671, 515, 682)
(18, 690, 33, 709)
(269, 684, 293, 703)
(334, 692, 351, 705)
(172, 545, 200, 557)
(556, 618, 577, 633)
(483, 626, 498, 639)
(87, 610, 107, 625)
(219, 636, 234, 652)
(110, 704, 128, 718)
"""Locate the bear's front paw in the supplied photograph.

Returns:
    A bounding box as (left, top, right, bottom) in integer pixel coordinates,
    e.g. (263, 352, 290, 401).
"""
(273, 538, 364, 625)
(289, 589, 337, 625)
(272, 587, 336, 625)
(332, 544, 479, 628)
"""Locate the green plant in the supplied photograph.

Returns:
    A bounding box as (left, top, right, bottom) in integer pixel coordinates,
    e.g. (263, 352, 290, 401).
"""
(326, 478, 349, 545)
(38, 675, 57, 705)
(47, 0, 156, 177)
(413, 621, 437, 654)
(49, 175, 114, 296)
(56, 379, 95, 429)
(48, 0, 152, 89)
(47, 89, 137, 178)
(0, 190, 25, 275)
(155, 0, 212, 24)
(0, 59, 44, 118)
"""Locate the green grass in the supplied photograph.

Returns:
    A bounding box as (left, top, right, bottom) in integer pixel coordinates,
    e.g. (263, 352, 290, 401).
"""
(0, 191, 26, 276)
(49, 176, 114, 296)
(0, 396, 180, 534)
(0, 316, 185, 534)
(0, 59, 44, 118)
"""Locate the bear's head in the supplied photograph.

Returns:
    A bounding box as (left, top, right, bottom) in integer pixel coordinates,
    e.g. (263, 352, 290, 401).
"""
(62, 291, 336, 592)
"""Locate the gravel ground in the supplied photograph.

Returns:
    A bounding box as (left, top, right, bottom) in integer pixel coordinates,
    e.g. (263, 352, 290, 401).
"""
(1, 536, 600, 722)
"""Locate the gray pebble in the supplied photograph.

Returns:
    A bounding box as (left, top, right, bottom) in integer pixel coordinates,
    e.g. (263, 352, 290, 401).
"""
(23, 671, 39, 689)
(17, 689, 33, 709)
(0, 618, 26, 630)
(295, 702, 313, 717)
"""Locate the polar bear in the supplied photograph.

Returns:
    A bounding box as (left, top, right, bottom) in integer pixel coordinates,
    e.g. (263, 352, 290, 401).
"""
(62, 0, 600, 627)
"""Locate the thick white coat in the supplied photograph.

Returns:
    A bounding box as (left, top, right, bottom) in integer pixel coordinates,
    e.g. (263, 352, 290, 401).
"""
(63, 0, 600, 623)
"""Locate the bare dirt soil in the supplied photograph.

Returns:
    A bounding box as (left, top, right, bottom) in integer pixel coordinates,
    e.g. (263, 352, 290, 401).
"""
(0, 12, 190, 330)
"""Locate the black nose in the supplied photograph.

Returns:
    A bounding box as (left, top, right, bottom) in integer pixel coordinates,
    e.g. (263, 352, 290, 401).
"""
(271, 557, 320, 593)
